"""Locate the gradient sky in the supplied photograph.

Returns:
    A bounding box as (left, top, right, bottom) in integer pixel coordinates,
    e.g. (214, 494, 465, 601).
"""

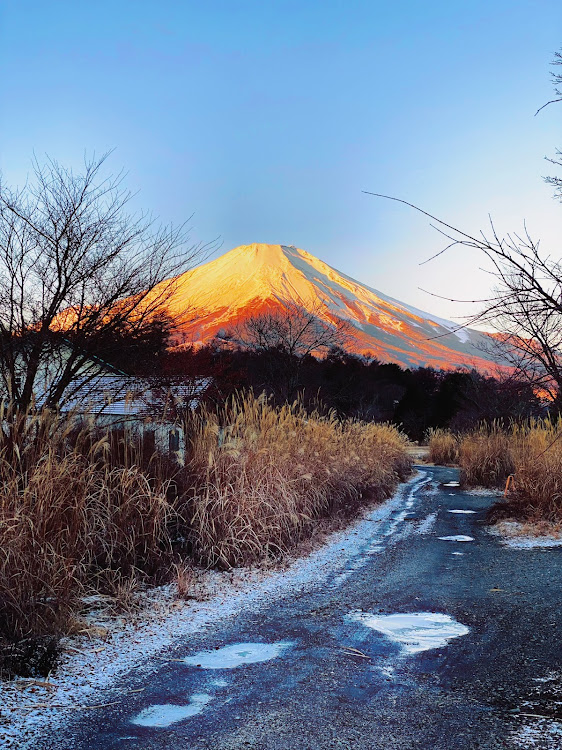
(1, 0, 561, 323)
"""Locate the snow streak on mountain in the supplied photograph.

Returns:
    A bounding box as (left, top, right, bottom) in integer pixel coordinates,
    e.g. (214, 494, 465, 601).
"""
(166, 243, 497, 371)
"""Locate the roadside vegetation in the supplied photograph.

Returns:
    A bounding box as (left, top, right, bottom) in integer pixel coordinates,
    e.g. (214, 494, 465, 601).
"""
(428, 421, 562, 523)
(0, 395, 410, 677)
(187, 395, 411, 568)
(427, 428, 459, 465)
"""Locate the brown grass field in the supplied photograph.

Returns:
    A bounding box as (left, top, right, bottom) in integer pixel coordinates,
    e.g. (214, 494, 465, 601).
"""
(429, 421, 562, 522)
(0, 395, 411, 672)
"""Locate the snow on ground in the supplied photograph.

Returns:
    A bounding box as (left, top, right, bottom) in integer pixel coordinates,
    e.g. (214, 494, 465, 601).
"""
(510, 670, 562, 748)
(438, 535, 474, 542)
(490, 521, 562, 549)
(414, 512, 438, 534)
(511, 721, 562, 749)
(182, 641, 293, 670)
(130, 694, 213, 728)
(0, 472, 427, 749)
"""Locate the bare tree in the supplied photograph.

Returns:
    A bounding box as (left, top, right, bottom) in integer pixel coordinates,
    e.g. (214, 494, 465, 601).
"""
(542, 49, 562, 200)
(363, 193, 562, 403)
(363, 50, 562, 406)
(220, 301, 352, 400)
(0, 153, 208, 411)
(228, 301, 350, 357)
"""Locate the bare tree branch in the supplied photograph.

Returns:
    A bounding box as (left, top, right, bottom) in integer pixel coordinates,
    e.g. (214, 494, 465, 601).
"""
(0, 153, 212, 411)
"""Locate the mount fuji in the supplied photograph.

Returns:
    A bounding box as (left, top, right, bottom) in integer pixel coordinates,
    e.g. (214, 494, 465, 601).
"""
(164, 243, 497, 371)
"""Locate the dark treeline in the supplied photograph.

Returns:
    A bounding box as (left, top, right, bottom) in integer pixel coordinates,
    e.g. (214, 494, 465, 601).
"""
(153, 344, 542, 441)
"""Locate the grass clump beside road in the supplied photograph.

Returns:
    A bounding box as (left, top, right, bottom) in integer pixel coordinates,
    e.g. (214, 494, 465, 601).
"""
(187, 395, 412, 569)
(0, 405, 176, 675)
(430, 420, 562, 523)
(427, 428, 459, 465)
(0, 395, 411, 675)
(458, 426, 514, 488)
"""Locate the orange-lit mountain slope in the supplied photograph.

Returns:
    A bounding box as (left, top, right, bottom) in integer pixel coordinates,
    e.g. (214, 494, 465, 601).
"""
(165, 243, 499, 371)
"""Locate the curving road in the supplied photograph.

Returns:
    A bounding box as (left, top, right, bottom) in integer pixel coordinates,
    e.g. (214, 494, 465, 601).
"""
(38, 467, 562, 749)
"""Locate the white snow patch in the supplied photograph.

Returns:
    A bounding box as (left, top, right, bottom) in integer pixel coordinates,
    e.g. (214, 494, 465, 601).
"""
(379, 664, 395, 679)
(349, 612, 469, 654)
(454, 328, 470, 343)
(211, 678, 229, 687)
(183, 641, 292, 670)
(131, 694, 212, 727)
(466, 487, 503, 497)
(448, 509, 476, 514)
(439, 535, 474, 542)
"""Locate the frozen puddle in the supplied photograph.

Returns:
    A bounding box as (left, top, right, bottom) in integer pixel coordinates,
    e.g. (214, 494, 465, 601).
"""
(350, 612, 469, 654)
(439, 535, 474, 542)
(183, 641, 293, 669)
(443, 481, 460, 487)
(131, 694, 212, 727)
(448, 509, 476, 514)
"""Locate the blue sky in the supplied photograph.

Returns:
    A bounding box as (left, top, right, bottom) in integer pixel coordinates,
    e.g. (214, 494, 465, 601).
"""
(1, 0, 561, 321)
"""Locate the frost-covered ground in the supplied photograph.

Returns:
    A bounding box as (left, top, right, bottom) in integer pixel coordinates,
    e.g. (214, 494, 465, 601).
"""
(0, 473, 426, 749)
(490, 520, 562, 549)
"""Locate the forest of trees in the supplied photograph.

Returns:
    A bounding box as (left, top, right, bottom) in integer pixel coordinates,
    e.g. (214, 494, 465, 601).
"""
(151, 342, 542, 441)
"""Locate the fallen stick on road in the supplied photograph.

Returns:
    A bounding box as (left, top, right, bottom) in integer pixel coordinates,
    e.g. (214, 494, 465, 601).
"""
(341, 646, 371, 659)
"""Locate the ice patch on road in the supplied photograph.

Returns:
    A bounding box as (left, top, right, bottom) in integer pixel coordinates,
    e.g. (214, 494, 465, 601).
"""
(415, 512, 437, 534)
(379, 664, 395, 679)
(448, 509, 476, 514)
(183, 641, 292, 669)
(349, 612, 469, 654)
(330, 472, 431, 588)
(131, 694, 212, 727)
(439, 535, 474, 542)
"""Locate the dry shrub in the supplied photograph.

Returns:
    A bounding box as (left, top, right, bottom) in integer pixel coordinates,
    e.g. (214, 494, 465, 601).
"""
(186, 394, 411, 569)
(173, 561, 196, 599)
(458, 420, 562, 521)
(507, 420, 562, 521)
(459, 425, 514, 488)
(427, 429, 459, 465)
(0, 406, 175, 647)
(0, 396, 412, 673)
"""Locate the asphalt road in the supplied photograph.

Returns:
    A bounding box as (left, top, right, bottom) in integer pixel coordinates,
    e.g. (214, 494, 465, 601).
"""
(38, 467, 562, 749)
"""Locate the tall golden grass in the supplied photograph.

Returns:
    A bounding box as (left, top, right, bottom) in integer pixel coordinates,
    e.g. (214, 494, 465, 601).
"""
(459, 425, 514, 488)
(0, 405, 176, 644)
(427, 429, 459, 465)
(185, 394, 411, 568)
(457, 420, 562, 520)
(0, 395, 411, 663)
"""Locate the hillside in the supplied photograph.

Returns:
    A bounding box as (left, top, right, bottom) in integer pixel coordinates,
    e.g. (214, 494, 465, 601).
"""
(165, 243, 498, 371)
